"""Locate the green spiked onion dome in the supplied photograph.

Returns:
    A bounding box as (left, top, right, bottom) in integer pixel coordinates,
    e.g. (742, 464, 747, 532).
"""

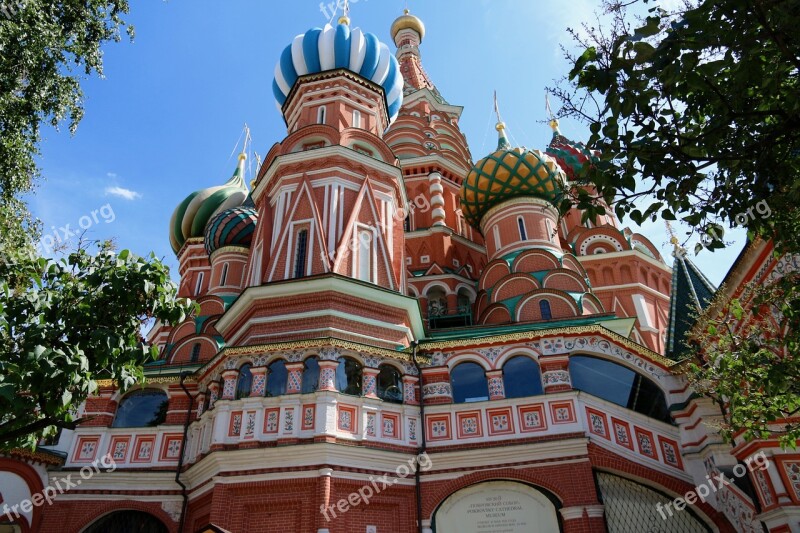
(204, 206, 258, 255)
(169, 154, 249, 254)
(460, 123, 567, 229)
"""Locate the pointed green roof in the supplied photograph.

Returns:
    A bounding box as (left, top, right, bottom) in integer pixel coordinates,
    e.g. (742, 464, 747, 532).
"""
(666, 249, 717, 359)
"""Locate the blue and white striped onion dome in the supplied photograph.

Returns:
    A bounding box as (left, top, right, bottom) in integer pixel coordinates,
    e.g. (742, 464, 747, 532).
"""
(272, 21, 404, 125)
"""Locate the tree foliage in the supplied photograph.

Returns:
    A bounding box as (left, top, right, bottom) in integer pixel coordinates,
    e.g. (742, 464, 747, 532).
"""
(0, 0, 132, 248)
(688, 271, 800, 449)
(554, 0, 800, 255)
(0, 243, 194, 450)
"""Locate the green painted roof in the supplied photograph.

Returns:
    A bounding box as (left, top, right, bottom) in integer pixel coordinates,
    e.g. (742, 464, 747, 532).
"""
(666, 250, 717, 359)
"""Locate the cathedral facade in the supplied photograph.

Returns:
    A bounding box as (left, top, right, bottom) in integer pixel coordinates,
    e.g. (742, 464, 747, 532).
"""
(2, 10, 798, 533)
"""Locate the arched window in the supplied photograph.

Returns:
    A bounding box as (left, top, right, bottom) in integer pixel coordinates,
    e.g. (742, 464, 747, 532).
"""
(236, 364, 252, 399)
(503, 356, 543, 398)
(352, 109, 361, 128)
(267, 359, 288, 397)
(190, 342, 201, 363)
(336, 357, 362, 396)
(220, 262, 229, 286)
(517, 217, 527, 241)
(112, 389, 168, 428)
(356, 228, 373, 282)
(302, 356, 320, 394)
(376, 364, 403, 404)
(404, 214, 411, 232)
(83, 510, 168, 533)
(317, 106, 326, 124)
(540, 299, 552, 320)
(451, 362, 489, 403)
(195, 272, 204, 295)
(570, 356, 673, 424)
(294, 229, 308, 278)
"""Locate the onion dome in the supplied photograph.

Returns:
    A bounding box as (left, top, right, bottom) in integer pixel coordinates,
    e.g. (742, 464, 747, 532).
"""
(272, 19, 404, 124)
(169, 154, 249, 254)
(390, 9, 425, 42)
(204, 205, 258, 255)
(460, 121, 567, 229)
(546, 119, 600, 180)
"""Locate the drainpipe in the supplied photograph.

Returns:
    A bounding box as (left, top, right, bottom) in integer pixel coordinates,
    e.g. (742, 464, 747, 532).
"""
(177, 371, 195, 533)
(411, 342, 427, 533)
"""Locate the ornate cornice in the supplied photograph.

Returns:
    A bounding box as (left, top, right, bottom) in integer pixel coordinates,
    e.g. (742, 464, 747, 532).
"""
(419, 324, 674, 368)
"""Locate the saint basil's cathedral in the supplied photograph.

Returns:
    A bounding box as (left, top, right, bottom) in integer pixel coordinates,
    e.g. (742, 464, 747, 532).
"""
(2, 8, 799, 533)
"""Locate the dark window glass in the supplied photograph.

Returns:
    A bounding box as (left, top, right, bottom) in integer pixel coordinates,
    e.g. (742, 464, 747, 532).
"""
(570, 356, 673, 424)
(112, 389, 168, 428)
(302, 356, 320, 394)
(404, 215, 411, 232)
(220, 262, 229, 286)
(190, 343, 201, 363)
(83, 510, 168, 533)
(377, 365, 404, 404)
(540, 299, 552, 320)
(294, 230, 308, 278)
(336, 357, 362, 396)
(236, 364, 252, 399)
(267, 359, 288, 397)
(518, 217, 527, 240)
(503, 356, 543, 398)
(451, 362, 489, 403)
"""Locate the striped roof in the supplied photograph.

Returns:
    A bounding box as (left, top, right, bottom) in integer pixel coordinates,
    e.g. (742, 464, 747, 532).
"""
(272, 21, 403, 125)
(204, 206, 258, 255)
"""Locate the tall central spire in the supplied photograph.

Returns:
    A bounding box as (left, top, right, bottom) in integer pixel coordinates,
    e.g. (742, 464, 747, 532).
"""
(494, 91, 510, 150)
(390, 9, 434, 91)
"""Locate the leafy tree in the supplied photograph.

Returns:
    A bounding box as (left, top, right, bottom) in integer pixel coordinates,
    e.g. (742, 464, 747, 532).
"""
(555, 0, 800, 448)
(553, 0, 799, 255)
(0, 242, 194, 450)
(0, 0, 132, 249)
(688, 271, 800, 449)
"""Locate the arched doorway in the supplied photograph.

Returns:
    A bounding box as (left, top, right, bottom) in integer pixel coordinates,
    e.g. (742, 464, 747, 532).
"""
(433, 480, 561, 532)
(82, 510, 168, 533)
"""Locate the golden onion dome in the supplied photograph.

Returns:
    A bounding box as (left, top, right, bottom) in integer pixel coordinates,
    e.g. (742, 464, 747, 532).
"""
(390, 9, 425, 42)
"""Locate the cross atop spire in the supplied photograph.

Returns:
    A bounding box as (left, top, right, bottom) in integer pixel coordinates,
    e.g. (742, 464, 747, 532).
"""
(494, 91, 510, 150)
(339, 0, 350, 25)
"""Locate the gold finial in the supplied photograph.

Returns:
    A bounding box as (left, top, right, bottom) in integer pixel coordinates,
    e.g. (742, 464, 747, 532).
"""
(404, 8, 410, 15)
(493, 90, 504, 131)
(338, 0, 349, 24)
(238, 152, 247, 162)
(338, 15, 350, 25)
(665, 221, 684, 254)
(546, 93, 560, 133)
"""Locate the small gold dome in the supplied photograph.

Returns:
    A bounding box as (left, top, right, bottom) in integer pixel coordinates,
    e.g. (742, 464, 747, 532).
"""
(390, 9, 425, 42)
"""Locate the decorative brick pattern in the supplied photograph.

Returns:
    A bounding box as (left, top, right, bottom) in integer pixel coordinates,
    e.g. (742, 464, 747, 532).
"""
(585, 407, 610, 440)
(244, 411, 257, 439)
(131, 435, 156, 463)
(517, 404, 547, 432)
(337, 405, 357, 433)
(456, 411, 483, 439)
(107, 436, 130, 463)
(263, 408, 280, 434)
(657, 436, 683, 469)
(381, 413, 401, 439)
(73, 436, 100, 463)
(159, 434, 183, 461)
(610, 417, 633, 450)
(366, 412, 376, 437)
(301, 405, 315, 430)
(486, 407, 514, 436)
(427, 414, 451, 441)
(229, 411, 243, 437)
(634, 427, 658, 460)
(549, 400, 576, 424)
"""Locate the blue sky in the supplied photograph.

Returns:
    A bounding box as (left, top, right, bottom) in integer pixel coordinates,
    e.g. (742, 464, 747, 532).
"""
(28, 0, 746, 286)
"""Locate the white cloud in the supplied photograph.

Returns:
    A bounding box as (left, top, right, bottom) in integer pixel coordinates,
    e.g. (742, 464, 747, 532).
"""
(106, 172, 118, 178)
(105, 186, 142, 201)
